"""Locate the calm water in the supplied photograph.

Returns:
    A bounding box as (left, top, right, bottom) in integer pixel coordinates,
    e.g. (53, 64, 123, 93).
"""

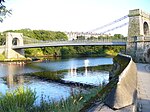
(0, 57, 113, 104)
(0, 57, 113, 77)
(63, 70, 109, 86)
(0, 76, 78, 105)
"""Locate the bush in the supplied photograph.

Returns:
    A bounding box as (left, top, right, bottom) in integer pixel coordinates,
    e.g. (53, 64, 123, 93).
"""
(0, 87, 36, 112)
(32, 87, 103, 112)
(0, 84, 105, 112)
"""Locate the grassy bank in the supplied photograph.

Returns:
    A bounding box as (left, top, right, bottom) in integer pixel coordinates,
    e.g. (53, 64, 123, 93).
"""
(0, 86, 105, 112)
(0, 87, 36, 112)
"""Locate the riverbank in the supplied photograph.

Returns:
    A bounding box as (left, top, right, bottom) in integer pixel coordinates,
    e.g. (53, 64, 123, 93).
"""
(0, 57, 32, 63)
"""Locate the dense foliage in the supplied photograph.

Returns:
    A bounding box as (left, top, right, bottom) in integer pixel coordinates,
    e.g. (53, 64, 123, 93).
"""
(0, 87, 36, 112)
(0, 0, 12, 22)
(0, 29, 126, 58)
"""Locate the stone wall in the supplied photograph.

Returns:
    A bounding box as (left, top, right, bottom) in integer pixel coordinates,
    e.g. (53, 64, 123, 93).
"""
(126, 36, 150, 63)
(128, 9, 150, 37)
(104, 54, 137, 110)
(127, 9, 150, 63)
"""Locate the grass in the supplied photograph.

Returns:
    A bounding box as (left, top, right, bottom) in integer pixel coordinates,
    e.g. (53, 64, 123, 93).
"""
(77, 64, 113, 71)
(105, 49, 118, 56)
(112, 54, 130, 76)
(0, 86, 105, 112)
(0, 87, 36, 112)
(30, 86, 105, 112)
(27, 70, 67, 81)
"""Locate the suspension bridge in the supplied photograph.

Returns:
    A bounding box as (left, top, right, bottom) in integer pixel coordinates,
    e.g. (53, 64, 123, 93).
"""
(1, 9, 150, 112)
(0, 9, 150, 63)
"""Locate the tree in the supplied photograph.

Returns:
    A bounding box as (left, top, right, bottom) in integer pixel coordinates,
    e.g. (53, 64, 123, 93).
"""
(0, 0, 5, 4)
(0, 0, 11, 22)
(76, 35, 85, 40)
(55, 31, 68, 40)
(113, 34, 124, 39)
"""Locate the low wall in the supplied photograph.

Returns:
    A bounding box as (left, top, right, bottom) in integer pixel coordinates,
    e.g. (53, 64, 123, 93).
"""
(104, 54, 137, 110)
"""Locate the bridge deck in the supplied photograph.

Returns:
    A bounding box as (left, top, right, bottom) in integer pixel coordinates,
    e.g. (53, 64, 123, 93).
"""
(11, 40, 126, 49)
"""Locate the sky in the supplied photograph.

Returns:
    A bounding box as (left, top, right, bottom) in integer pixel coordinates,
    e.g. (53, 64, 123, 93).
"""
(0, 0, 150, 36)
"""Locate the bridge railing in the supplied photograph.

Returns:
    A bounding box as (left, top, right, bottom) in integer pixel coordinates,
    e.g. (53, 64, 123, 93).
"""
(0, 38, 126, 49)
(23, 38, 127, 45)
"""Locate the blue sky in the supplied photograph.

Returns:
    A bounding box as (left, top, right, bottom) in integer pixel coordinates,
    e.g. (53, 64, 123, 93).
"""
(0, 0, 150, 36)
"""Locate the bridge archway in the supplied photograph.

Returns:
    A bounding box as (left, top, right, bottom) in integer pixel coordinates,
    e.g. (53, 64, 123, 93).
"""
(5, 32, 24, 59)
(143, 22, 149, 36)
(12, 37, 19, 45)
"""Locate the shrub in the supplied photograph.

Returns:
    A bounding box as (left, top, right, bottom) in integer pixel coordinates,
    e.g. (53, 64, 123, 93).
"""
(0, 87, 36, 112)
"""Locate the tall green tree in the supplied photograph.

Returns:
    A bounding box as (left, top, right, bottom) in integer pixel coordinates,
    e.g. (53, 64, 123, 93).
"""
(0, 0, 11, 22)
(113, 34, 124, 39)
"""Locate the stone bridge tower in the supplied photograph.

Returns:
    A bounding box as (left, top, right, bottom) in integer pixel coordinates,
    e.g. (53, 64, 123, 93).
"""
(5, 32, 25, 59)
(127, 9, 150, 63)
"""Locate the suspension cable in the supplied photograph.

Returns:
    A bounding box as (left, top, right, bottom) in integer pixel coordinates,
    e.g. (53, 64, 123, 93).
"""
(99, 22, 128, 34)
(88, 15, 128, 32)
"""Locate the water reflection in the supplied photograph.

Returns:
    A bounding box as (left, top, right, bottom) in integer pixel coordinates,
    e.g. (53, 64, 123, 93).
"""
(84, 59, 89, 67)
(65, 66, 109, 86)
(0, 57, 112, 105)
(84, 59, 89, 76)
(68, 59, 90, 77)
(6, 73, 13, 88)
(0, 57, 113, 77)
(0, 62, 43, 77)
(1, 74, 80, 105)
(6, 65, 24, 88)
(85, 67, 88, 76)
(69, 67, 77, 77)
(31, 57, 113, 71)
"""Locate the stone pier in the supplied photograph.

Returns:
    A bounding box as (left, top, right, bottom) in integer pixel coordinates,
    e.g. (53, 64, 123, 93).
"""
(5, 32, 25, 59)
(127, 9, 150, 63)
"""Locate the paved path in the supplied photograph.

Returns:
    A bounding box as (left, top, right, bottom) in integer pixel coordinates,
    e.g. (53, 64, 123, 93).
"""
(137, 63, 150, 112)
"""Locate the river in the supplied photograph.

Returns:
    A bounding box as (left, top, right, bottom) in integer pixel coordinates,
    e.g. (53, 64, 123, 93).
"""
(0, 57, 113, 105)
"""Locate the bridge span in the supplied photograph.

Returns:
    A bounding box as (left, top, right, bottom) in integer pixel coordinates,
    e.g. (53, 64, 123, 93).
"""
(1, 32, 126, 59)
(1, 9, 150, 63)
(12, 40, 126, 49)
